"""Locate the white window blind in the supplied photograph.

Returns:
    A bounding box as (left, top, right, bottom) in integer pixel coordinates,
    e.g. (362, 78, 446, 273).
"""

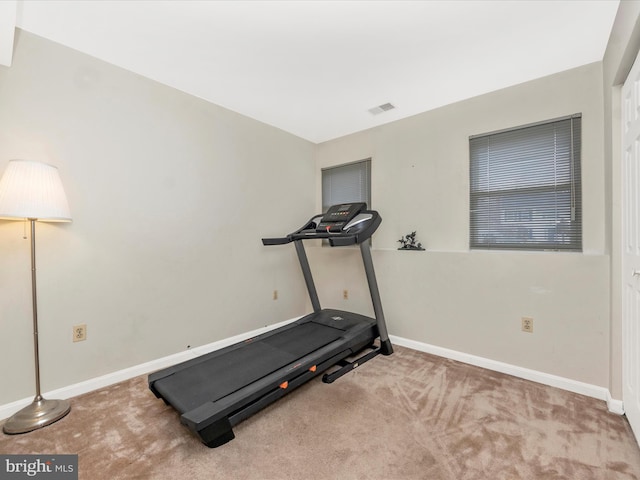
(469, 115, 582, 251)
(322, 159, 371, 212)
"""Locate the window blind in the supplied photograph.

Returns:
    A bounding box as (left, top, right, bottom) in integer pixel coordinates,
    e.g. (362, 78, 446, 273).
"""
(469, 115, 582, 251)
(322, 159, 371, 212)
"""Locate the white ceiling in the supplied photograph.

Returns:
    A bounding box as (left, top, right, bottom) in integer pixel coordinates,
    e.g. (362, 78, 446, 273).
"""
(3, 0, 621, 143)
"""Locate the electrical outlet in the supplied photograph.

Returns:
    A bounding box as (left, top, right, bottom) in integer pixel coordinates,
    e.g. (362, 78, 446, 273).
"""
(73, 324, 87, 342)
(521, 317, 533, 333)
(273, 289, 278, 300)
(343, 289, 349, 300)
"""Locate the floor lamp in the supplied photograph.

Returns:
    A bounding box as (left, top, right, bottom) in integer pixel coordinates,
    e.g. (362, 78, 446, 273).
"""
(0, 159, 72, 434)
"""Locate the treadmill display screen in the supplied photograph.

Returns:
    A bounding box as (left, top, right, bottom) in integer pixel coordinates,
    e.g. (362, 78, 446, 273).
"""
(321, 202, 365, 223)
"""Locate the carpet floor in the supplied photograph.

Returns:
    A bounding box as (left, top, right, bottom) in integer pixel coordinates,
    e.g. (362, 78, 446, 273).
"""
(1, 346, 640, 479)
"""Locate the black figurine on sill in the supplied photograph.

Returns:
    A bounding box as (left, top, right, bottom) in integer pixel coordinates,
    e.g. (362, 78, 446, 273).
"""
(398, 231, 425, 251)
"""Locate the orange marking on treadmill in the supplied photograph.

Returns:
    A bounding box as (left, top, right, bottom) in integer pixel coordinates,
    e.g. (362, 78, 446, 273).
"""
(279, 381, 288, 389)
(309, 365, 317, 372)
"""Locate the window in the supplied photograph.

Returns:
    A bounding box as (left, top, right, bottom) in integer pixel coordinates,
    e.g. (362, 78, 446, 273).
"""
(469, 114, 582, 251)
(322, 159, 371, 212)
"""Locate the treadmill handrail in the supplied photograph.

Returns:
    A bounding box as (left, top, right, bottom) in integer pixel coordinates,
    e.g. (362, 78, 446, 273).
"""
(262, 231, 358, 246)
(262, 209, 380, 246)
(262, 237, 292, 245)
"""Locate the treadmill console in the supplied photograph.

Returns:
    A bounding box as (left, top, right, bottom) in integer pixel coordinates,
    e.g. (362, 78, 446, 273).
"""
(317, 202, 366, 233)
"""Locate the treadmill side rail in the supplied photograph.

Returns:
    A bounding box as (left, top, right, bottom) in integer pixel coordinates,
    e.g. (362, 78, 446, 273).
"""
(321, 346, 381, 384)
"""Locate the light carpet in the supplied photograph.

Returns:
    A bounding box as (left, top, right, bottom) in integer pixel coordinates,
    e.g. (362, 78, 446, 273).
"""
(1, 346, 640, 479)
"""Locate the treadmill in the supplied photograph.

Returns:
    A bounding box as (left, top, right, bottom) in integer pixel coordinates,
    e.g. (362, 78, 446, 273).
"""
(148, 202, 393, 447)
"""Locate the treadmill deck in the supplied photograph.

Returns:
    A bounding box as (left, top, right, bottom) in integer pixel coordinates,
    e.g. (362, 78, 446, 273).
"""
(153, 321, 345, 413)
(149, 309, 377, 437)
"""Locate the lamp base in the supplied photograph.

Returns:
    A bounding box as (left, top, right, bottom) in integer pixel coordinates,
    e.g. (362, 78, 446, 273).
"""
(2, 397, 71, 434)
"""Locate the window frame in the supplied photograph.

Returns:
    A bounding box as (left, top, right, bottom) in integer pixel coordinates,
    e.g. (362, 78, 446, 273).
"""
(469, 114, 582, 252)
(321, 158, 372, 213)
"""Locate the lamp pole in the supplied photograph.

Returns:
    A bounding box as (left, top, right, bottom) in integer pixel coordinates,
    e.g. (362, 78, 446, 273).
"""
(30, 219, 43, 402)
(3, 219, 71, 434)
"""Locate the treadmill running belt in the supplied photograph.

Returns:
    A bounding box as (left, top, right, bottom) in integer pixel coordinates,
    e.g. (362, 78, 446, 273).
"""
(153, 322, 343, 413)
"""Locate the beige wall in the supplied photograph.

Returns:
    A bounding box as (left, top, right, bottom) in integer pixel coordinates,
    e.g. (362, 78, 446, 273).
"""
(603, 1, 640, 399)
(0, 31, 315, 405)
(313, 62, 610, 388)
(4, 3, 640, 408)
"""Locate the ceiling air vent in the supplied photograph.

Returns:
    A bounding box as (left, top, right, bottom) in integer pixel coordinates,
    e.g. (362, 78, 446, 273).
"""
(368, 102, 396, 115)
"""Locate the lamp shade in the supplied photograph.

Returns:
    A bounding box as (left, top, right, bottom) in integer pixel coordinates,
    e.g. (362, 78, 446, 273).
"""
(0, 160, 71, 222)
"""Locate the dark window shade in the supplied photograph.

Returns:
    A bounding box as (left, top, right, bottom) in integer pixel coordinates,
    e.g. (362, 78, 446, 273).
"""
(322, 159, 371, 212)
(470, 115, 582, 251)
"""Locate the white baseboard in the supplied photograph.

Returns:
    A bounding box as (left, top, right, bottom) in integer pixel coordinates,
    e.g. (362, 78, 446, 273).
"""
(0, 325, 623, 421)
(607, 390, 625, 415)
(0, 317, 299, 422)
(389, 335, 624, 415)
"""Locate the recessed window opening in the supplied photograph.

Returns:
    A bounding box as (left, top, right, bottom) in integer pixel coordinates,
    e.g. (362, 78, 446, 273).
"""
(321, 159, 372, 246)
(469, 114, 582, 251)
(322, 159, 371, 213)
